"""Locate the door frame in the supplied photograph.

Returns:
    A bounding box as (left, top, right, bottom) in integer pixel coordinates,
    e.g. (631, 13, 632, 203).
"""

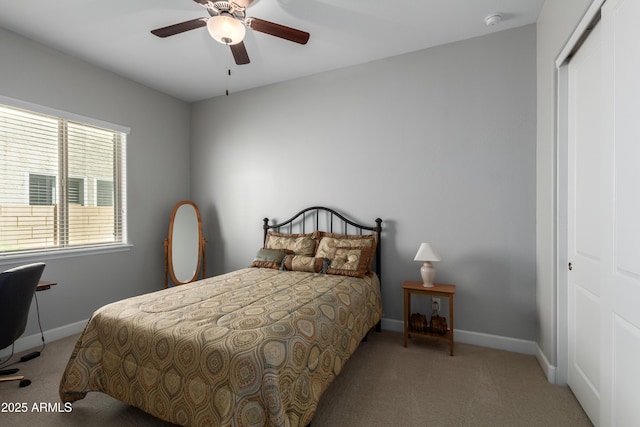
(554, 0, 605, 385)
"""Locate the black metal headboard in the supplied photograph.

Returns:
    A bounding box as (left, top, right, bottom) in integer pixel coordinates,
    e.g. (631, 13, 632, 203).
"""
(263, 206, 383, 279)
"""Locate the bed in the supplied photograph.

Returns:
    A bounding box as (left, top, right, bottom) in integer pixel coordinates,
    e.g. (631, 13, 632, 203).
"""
(59, 206, 383, 426)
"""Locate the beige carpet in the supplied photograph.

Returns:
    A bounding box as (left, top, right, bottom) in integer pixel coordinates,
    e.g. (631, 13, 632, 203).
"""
(0, 330, 591, 426)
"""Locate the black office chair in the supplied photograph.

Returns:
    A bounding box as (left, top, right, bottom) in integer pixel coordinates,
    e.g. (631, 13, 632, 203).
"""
(0, 263, 45, 387)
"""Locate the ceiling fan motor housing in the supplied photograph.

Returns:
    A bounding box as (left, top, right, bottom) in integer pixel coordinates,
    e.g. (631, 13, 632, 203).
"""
(210, 1, 246, 20)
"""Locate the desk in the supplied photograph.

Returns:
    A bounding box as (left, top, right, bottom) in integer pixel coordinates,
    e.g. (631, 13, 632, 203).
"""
(36, 281, 57, 291)
(402, 280, 456, 356)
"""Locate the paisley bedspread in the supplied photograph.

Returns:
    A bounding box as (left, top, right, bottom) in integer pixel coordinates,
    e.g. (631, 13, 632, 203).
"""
(59, 267, 382, 426)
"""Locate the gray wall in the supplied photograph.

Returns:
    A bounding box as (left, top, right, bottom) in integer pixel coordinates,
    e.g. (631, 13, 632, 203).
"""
(536, 0, 594, 367)
(192, 25, 537, 340)
(0, 28, 192, 337)
(0, 22, 540, 347)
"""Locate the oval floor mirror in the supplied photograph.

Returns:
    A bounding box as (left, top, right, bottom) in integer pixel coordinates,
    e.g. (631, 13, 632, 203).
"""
(164, 201, 206, 287)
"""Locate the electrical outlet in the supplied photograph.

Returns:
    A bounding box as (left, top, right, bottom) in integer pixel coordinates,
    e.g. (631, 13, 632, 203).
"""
(432, 298, 441, 312)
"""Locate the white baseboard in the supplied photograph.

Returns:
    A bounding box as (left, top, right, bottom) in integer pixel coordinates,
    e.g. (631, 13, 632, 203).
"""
(0, 319, 88, 359)
(380, 317, 404, 333)
(536, 344, 559, 384)
(381, 317, 537, 355)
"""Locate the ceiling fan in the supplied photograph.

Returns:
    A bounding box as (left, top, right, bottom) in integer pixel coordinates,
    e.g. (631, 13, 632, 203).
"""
(151, 0, 310, 65)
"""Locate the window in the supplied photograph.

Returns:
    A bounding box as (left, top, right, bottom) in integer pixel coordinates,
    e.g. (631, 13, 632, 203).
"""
(68, 177, 85, 206)
(0, 101, 128, 255)
(96, 180, 114, 207)
(29, 174, 56, 206)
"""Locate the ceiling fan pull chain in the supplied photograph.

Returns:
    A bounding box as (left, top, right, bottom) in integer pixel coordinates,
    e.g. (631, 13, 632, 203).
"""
(226, 46, 231, 96)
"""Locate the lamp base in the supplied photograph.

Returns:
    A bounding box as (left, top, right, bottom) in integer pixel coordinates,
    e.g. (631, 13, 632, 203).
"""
(420, 261, 436, 287)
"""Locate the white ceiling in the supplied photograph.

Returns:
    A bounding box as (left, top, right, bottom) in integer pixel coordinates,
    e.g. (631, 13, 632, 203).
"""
(0, 0, 544, 102)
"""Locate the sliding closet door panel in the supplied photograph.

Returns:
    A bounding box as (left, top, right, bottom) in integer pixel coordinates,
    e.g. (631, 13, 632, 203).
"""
(603, 0, 640, 425)
(567, 21, 603, 425)
(563, 1, 640, 425)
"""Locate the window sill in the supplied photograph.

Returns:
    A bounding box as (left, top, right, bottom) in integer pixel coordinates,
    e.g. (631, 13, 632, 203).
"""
(0, 244, 134, 266)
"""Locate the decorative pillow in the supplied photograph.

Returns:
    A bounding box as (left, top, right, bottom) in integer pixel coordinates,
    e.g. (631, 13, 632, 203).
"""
(250, 248, 292, 269)
(281, 255, 329, 273)
(264, 231, 318, 256)
(315, 233, 377, 272)
(327, 247, 369, 277)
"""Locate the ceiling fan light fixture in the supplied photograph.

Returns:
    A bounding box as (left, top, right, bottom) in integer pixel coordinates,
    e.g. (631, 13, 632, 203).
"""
(207, 14, 246, 45)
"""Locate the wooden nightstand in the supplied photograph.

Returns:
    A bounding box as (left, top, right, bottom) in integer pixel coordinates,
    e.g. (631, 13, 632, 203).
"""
(402, 280, 456, 356)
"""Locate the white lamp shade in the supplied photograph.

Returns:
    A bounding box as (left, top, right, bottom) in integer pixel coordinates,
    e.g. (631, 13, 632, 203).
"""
(207, 15, 246, 45)
(413, 243, 441, 262)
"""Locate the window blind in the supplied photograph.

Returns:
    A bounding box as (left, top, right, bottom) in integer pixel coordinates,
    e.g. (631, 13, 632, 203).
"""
(0, 103, 127, 254)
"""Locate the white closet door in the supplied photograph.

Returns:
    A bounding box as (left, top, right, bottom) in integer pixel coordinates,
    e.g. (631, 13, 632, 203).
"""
(600, 0, 640, 425)
(567, 21, 603, 425)
(567, 0, 640, 425)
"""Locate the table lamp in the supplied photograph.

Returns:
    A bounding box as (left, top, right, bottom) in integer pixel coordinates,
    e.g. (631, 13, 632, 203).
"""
(414, 243, 441, 287)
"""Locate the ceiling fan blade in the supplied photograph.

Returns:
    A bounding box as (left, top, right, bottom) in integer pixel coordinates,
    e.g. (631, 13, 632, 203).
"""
(248, 18, 310, 45)
(230, 42, 250, 65)
(151, 18, 207, 38)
